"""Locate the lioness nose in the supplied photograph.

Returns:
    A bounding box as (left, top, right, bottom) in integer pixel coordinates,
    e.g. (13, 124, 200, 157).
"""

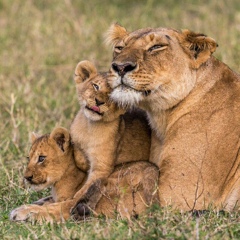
(25, 175, 33, 182)
(112, 62, 136, 77)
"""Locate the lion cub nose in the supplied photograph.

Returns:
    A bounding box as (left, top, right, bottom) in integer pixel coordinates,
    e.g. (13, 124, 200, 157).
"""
(95, 98, 104, 106)
(25, 175, 33, 182)
(112, 62, 136, 77)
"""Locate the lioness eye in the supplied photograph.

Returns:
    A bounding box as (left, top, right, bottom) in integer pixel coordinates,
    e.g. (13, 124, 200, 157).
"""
(26, 156, 30, 161)
(38, 156, 46, 163)
(93, 83, 99, 91)
(148, 44, 168, 52)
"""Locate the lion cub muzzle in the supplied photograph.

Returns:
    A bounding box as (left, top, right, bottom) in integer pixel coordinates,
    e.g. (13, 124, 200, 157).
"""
(86, 97, 105, 115)
(24, 174, 33, 183)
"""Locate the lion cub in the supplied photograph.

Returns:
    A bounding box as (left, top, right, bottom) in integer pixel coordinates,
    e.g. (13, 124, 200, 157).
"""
(70, 61, 152, 216)
(23, 127, 86, 204)
(10, 127, 159, 222)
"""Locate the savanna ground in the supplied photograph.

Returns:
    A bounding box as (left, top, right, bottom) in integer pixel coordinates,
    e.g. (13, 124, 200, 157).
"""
(0, 0, 240, 239)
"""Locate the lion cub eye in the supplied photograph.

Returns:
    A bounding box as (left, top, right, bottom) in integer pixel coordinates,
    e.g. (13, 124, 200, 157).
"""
(148, 44, 168, 52)
(38, 156, 46, 163)
(92, 83, 99, 91)
(114, 46, 123, 53)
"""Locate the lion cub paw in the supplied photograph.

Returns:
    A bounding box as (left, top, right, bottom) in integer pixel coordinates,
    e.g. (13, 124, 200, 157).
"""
(10, 205, 37, 222)
(9, 204, 56, 223)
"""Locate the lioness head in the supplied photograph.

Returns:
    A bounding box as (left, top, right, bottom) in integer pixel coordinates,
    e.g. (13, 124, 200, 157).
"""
(106, 24, 218, 110)
(24, 127, 72, 191)
(74, 60, 125, 121)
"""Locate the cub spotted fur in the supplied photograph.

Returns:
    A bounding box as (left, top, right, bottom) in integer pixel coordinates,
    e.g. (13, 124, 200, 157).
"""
(10, 127, 159, 222)
(107, 24, 240, 211)
(70, 60, 152, 217)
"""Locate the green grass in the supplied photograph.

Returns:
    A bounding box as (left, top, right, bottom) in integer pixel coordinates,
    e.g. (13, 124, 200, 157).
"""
(0, 0, 240, 239)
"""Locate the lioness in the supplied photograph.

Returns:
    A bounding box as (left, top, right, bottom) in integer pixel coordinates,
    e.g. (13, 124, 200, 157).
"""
(10, 127, 159, 222)
(69, 60, 152, 215)
(107, 24, 240, 211)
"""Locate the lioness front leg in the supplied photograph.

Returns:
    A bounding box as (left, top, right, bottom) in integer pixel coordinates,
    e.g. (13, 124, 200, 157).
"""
(71, 178, 107, 219)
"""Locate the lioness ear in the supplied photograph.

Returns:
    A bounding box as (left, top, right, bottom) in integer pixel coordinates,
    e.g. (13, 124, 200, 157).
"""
(50, 127, 70, 152)
(180, 29, 218, 69)
(74, 60, 98, 84)
(105, 23, 128, 47)
(30, 132, 40, 143)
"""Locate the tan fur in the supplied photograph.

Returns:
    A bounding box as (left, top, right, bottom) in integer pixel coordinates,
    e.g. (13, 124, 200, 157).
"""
(24, 127, 85, 202)
(107, 24, 240, 211)
(10, 127, 159, 223)
(69, 61, 152, 213)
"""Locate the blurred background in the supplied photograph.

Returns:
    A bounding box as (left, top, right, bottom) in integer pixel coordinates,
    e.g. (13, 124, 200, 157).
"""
(0, 0, 240, 219)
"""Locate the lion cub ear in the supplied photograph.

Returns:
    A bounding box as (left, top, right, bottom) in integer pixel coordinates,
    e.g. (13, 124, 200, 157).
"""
(180, 29, 218, 69)
(105, 23, 128, 47)
(30, 132, 40, 143)
(50, 127, 71, 152)
(74, 60, 98, 84)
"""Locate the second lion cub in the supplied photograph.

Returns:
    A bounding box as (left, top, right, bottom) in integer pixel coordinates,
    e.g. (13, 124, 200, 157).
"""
(70, 60, 152, 217)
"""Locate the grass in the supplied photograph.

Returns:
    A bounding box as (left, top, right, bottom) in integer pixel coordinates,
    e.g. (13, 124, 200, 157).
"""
(0, 0, 240, 239)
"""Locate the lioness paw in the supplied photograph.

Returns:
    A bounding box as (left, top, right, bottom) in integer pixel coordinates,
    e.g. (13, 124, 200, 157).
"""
(71, 202, 91, 220)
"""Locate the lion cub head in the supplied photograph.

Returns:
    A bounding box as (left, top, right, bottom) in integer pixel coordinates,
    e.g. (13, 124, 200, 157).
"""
(106, 24, 218, 110)
(74, 60, 125, 122)
(24, 127, 72, 191)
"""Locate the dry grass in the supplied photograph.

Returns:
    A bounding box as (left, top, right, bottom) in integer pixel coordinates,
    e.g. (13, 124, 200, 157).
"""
(0, 0, 240, 239)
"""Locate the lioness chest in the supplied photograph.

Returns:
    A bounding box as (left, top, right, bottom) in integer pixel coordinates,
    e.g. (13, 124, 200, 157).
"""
(155, 72, 240, 208)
